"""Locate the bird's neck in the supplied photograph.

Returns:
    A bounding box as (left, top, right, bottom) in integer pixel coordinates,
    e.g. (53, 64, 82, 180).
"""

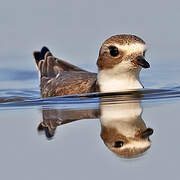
(100, 101, 145, 138)
(97, 66, 143, 92)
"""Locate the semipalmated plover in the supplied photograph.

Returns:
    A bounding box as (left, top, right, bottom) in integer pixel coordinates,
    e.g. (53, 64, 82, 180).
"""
(33, 34, 150, 97)
(100, 99, 153, 158)
(37, 96, 153, 158)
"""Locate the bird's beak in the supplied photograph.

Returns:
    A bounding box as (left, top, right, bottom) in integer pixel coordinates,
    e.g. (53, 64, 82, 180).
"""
(136, 56, 150, 68)
(141, 128, 153, 139)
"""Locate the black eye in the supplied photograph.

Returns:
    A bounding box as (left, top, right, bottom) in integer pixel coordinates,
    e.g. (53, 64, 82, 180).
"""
(114, 141, 124, 148)
(109, 46, 119, 57)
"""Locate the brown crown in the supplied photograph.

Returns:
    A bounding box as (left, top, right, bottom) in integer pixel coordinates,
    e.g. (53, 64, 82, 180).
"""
(103, 34, 145, 45)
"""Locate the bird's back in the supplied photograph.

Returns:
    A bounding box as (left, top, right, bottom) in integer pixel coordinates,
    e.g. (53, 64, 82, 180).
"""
(33, 47, 98, 97)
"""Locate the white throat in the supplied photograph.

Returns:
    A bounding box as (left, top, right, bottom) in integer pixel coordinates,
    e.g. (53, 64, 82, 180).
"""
(100, 101, 145, 138)
(97, 62, 143, 92)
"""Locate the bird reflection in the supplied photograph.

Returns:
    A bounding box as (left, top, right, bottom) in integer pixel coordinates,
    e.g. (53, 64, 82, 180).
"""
(38, 108, 99, 138)
(100, 99, 153, 158)
(37, 95, 153, 158)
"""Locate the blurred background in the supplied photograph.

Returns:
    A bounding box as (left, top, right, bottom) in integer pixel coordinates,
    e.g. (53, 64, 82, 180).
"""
(0, 0, 180, 72)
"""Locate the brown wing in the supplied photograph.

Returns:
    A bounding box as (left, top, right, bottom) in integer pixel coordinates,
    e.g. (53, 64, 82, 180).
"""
(33, 47, 98, 97)
(37, 108, 100, 138)
(41, 71, 98, 97)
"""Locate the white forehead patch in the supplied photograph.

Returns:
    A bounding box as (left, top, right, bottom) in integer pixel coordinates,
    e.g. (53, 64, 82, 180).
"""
(116, 43, 146, 54)
(121, 140, 151, 150)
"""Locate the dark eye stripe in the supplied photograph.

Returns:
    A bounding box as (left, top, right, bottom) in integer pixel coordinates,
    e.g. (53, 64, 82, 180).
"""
(109, 46, 119, 57)
(143, 50, 147, 56)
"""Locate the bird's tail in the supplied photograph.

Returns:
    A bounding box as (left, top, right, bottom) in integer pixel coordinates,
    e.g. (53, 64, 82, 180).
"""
(33, 46, 60, 78)
(33, 46, 86, 78)
(33, 47, 51, 68)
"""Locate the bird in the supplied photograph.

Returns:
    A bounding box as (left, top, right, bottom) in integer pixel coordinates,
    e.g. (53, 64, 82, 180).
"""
(100, 99, 153, 158)
(33, 34, 150, 97)
(37, 95, 153, 158)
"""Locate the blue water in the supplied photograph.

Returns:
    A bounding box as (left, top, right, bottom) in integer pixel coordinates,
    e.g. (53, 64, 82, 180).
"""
(0, 61, 180, 180)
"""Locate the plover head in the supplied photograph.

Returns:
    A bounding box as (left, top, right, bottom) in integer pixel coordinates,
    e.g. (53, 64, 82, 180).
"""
(97, 34, 150, 92)
(101, 124, 153, 158)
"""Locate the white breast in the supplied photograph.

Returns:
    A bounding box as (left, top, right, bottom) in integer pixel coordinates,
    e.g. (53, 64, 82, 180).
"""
(98, 77, 143, 92)
(97, 62, 143, 92)
(100, 101, 144, 138)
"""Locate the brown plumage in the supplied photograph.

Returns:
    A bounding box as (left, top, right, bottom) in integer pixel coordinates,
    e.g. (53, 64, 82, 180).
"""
(33, 34, 150, 97)
(33, 47, 99, 97)
(100, 125, 151, 158)
(37, 108, 99, 138)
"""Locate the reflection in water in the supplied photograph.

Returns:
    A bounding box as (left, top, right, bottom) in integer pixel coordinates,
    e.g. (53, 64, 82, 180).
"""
(38, 108, 99, 138)
(100, 99, 153, 158)
(38, 96, 153, 158)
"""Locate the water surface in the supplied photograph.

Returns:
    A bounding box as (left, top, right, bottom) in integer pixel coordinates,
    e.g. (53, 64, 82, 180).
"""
(0, 62, 180, 180)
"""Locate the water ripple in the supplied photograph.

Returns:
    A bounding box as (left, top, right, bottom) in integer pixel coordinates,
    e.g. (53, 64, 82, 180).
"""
(0, 87, 180, 109)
